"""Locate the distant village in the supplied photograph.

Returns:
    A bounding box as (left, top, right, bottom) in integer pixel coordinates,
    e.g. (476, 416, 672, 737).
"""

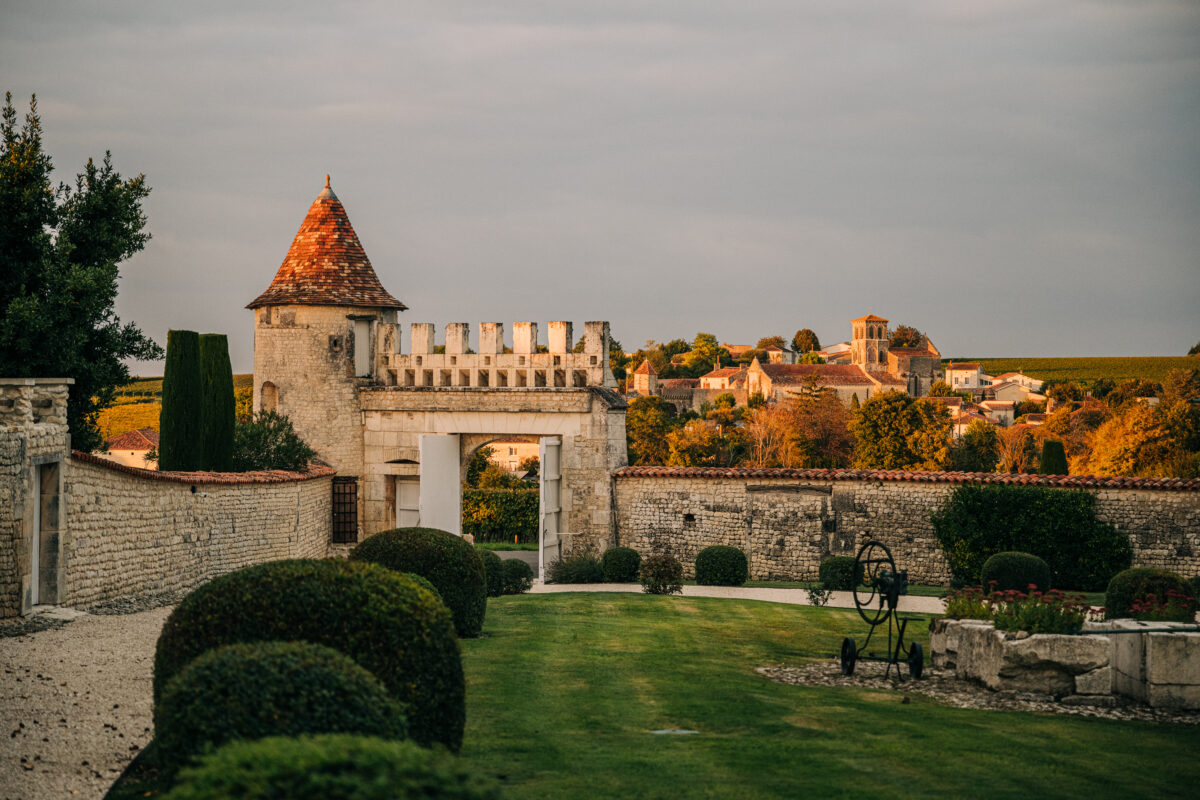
(625, 313, 1047, 439)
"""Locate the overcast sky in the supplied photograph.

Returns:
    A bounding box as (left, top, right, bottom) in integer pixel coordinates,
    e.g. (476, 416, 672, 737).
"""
(3, 1, 1198, 373)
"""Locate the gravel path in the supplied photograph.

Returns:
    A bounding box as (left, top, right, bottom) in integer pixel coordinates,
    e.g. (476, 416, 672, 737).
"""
(1, 606, 170, 800)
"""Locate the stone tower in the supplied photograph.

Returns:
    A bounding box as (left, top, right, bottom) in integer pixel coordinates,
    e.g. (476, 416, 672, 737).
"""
(247, 176, 406, 478)
(630, 359, 658, 396)
(850, 314, 889, 373)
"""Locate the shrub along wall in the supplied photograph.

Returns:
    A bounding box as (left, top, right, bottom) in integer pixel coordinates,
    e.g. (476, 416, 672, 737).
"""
(613, 468, 1200, 586)
(462, 489, 538, 543)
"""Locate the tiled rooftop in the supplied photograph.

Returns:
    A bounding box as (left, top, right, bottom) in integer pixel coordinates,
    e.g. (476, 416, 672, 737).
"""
(247, 176, 406, 310)
(613, 465, 1200, 491)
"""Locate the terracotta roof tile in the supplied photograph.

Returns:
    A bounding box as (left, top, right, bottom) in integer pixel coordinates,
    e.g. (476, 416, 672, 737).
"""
(633, 360, 658, 375)
(72, 450, 335, 484)
(104, 427, 159, 451)
(946, 363, 982, 371)
(612, 465, 1200, 492)
(760, 363, 875, 386)
(702, 367, 745, 379)
(852, 314, 888, 322)
(659, 378, 699, 389)
(247, 176, 406, 310)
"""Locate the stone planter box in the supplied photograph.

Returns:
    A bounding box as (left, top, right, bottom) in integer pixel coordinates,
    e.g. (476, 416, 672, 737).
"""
(931, 618, 1200, 709)
(930, 619, 1110, 699)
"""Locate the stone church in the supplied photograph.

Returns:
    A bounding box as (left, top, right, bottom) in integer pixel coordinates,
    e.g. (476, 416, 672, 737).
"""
(247, 177, 628, 552)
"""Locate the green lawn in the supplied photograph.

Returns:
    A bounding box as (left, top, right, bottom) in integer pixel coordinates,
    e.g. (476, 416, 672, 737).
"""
(461, 593, 1199, 800)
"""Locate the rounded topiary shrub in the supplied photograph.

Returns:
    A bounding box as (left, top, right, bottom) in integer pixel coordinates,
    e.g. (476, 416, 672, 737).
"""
(351, 527, 488, 638)
(694, 545, 749, 586)
(602, 547, 641, 583)
(1105, 567, 1196, 621)
(153, 559, 463, 752)
(640, 552, 683, 595)
(155, 641, 407, 775)
(501, 559, 534, 594)
(161, 734, 502, 800)
(478, 549, 505, 598)
(547, 552, 605, 583)
(980, 551, 1052, 593)
(818, 556, 863, 591)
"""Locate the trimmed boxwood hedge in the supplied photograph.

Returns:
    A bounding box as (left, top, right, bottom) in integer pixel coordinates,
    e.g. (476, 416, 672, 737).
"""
(153, 559, 463, 752)
(155, 641, 407, 775)
(1105, 567, 1196, 621)
(602, 547, 641, 583)
(547, 553, 605, 583)
(478, 549, 505, 598)
(351, 527, 488, 638)
(980, 551, 1052, 593)
(501, 559, 534, 594)
(818, 556, 863, 591)
(694, 545, 748, 586)
(640, 552, 683, 595)
(161, 734, 502, 800)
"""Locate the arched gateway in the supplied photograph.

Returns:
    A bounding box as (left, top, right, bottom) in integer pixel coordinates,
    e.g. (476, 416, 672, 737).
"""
(248, 178, 628, 573)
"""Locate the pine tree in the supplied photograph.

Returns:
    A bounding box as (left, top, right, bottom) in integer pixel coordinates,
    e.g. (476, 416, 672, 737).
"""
(1, 94, 162, 451)
(159, 330, 201, 470)
(1039, 439, 1069, 475)
(199, 333, 235, 471)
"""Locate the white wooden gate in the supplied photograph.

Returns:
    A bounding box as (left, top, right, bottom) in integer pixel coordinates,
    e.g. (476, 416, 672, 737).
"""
(538, 436, 562, 582)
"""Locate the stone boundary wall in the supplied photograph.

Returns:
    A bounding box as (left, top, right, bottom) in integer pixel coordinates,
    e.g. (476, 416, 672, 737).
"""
(612, 467, 1200, 584)
(58, 452, 335, 609)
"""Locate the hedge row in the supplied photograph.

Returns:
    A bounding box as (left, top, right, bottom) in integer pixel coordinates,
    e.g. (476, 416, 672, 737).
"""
(462, 489, 538, 543)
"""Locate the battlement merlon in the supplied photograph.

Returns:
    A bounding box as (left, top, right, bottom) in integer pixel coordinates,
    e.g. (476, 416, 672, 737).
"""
(0, 378, 73, 432)
(375, 321, 616, 389)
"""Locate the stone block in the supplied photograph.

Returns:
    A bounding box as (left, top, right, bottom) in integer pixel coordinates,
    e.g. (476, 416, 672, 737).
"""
(1074, 666, 1112, 695)
(513, 322, 538, 354)
(548, 321, 573, 354)
(445, 323, 469, 354)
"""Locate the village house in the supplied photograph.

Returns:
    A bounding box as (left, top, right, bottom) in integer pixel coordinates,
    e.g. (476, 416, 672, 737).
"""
(699, 366, 747, 391)
(99, 427, 159, 469)
(945, 362, 990, 391)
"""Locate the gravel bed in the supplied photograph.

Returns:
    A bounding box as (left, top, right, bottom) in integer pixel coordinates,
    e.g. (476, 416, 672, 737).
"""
(758, 659, 1200, 725)
(0, 605, 172, 800)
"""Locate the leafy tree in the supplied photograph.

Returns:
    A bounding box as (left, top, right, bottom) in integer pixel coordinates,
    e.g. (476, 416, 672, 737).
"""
(666, 419, 744, 467)
(791, 328, 820, 354)
(889, 324, 923, 348)
(476, 462, 526, 489)
(849, 393, 860, 412)
(517, 455, 539, 478)
(950, 419, 999, 472)
(1105, 378, 1161, 409)
(1161, 369, 1200, 406)
(159, 330, 202, 471)
(1044, 381, 1084, 403)
(231, 411, 316, 472)
(747, 392, 766, 409)
(797, 351, 825, 364)
(850, 391, 951, 470)
(737, 348, 768, 365)
(1188, 340, 1200, 356)
(626, 396, 676, 465)
(996, 425, 1038, 473)
(756, 335, 787, 351)
(199, 333, 235, 471)
(0, 94, 162, 451)
(465, 445, 494, 487)
(686, 332, 723, 372)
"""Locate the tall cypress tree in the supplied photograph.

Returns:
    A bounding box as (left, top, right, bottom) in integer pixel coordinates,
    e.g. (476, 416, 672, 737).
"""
(1040, 439, 1069, 475)
(159, 330, 201, 471)
(199, 333, 235, 471)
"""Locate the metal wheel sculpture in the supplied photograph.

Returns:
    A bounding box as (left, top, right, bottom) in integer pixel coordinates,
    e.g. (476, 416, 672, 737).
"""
(838, 540, 924, 681)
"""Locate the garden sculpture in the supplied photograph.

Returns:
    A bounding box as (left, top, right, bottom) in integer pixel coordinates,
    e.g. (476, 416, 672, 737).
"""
(840, 540, 924, 680)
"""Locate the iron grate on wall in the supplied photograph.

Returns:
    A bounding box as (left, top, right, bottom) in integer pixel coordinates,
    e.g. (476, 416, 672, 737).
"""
(332, 476, 358, 543)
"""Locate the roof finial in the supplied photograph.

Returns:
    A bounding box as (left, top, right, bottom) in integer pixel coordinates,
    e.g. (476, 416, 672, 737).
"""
(325, 174, 331, 188)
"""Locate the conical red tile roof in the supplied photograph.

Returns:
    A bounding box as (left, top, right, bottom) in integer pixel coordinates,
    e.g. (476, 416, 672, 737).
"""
(247, 176, 406, 310)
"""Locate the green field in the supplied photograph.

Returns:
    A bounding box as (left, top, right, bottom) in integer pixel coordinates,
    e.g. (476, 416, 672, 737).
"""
(115, 374, 253, 398)
(945, 356, 1196, 385)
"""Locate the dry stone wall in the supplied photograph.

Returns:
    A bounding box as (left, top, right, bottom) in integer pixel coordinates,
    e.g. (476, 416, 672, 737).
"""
(55, 454, 333, 611)
(614, 469, 1200, 584)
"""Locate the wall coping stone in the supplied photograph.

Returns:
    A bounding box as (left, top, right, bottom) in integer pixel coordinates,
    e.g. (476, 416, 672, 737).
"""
(613, 466, 1200, 492)
(70, 450, 336, 484)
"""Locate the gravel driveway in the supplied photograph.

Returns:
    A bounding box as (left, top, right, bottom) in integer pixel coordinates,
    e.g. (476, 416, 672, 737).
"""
(1, 607, 170, 800)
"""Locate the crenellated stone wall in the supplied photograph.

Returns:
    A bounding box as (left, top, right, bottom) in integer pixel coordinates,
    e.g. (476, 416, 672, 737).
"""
(613, 469, 1200, 584)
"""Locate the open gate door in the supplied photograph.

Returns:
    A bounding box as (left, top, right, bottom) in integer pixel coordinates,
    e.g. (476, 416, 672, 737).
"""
(538, 436, 562, 582)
